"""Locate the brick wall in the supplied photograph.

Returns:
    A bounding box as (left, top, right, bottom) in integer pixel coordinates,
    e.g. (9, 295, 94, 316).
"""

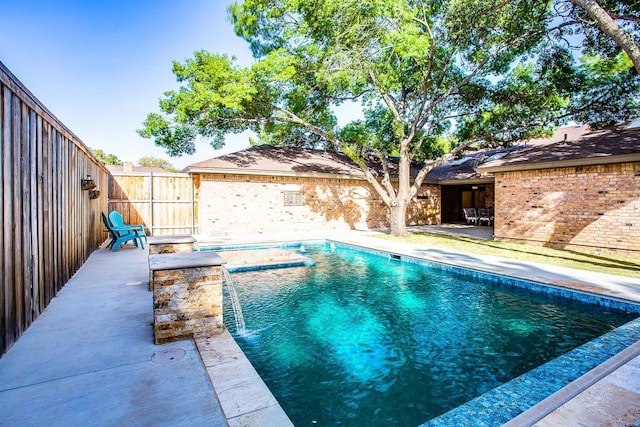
(495, 162, 640, 255)
(197, 173, 440, 236)
(484, 183, 495, 209)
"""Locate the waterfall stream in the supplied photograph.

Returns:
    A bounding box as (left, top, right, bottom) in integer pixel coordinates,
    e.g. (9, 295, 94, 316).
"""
(221, 267, 246, 336)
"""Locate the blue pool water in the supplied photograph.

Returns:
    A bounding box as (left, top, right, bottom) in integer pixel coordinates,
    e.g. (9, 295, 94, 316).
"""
(221, 243, 638, 426)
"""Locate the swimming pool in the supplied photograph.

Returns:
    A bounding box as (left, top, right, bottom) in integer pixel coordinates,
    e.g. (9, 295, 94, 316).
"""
(214, 242, 639, 426)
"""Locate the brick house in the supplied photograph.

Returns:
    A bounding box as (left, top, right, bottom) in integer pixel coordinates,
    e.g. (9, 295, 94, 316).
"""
(185, 145, 440, 236)
(474, 123, 640, 255)
(185, 123, 639, 255)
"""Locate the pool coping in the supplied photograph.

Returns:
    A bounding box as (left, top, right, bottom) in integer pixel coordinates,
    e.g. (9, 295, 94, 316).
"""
(195, 330, 294, 427)
(503, 338, 640, 426)
(200, 236, 640, 426)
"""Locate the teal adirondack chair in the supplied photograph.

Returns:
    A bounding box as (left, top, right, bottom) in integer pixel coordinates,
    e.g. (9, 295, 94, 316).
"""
(108, 211, 147, 243)
(102, 212, 144, 252)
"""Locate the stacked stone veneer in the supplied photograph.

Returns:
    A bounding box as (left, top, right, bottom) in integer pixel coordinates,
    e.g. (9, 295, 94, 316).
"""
(494, 162, 640, 256)
(149, 252, 226, 344)
(197, 173, 440, 236)
(147, 236, 197, 291)
(147, 235, 196, 255)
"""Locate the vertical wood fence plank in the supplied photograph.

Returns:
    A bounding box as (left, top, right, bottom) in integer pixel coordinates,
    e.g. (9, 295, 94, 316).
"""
(11, 94, 24, 338)
(72, 148, 78, 271)
(0, 86, 7, 353)
(29, 111, 39, 320)
(191, 177, 196, 234)
(149, 172, 154, 232)
(3, 87, 15, 350)
(61, 136, 68, 282)
(53, 131, 61, 292)
(42, 121, 53, 307)
(35, 115, 44, 314)
(20, 101, 32, 327)
(52, 131, 59, 294)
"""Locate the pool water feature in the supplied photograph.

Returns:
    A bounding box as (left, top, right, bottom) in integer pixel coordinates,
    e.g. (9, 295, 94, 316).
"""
(221, 243, 639, 426)
(221, 267, 246, 336)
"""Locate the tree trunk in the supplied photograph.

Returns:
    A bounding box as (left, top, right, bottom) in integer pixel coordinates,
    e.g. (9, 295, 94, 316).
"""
(387, 140, 412, 237)
(571, 0, 640, 74)
(389, 202, 409, 237)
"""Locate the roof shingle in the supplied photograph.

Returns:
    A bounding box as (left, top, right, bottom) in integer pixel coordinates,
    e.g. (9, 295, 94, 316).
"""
(186, 145, 367, 177)
(476, 123, 640, 172)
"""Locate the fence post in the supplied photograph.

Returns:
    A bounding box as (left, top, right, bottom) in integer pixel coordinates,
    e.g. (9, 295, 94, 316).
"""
(191, 175, 196, 235)
(149, 171, 154, 236)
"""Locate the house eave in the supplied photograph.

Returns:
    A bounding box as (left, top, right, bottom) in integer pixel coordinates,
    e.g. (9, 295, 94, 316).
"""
(475, 153, 640, 174)
(185, 167, 369, 181)
(434, 177, 495, 186)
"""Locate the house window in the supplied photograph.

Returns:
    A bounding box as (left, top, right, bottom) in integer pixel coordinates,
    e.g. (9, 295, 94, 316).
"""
(283, 191, 304, 206)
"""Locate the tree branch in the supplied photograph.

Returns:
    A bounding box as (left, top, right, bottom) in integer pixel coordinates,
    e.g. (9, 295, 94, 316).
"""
(367, 67, 403, 123)
(571, 0, 640, 73)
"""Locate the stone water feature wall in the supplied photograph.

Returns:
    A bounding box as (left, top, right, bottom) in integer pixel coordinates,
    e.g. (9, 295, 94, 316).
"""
(149, 251, 226, 344)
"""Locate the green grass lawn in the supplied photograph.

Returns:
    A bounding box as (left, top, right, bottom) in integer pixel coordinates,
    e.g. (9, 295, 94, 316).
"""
(377, 232, 640, 279)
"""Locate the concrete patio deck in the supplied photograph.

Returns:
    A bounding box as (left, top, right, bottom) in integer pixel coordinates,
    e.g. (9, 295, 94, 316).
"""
(1, 226, 639, 426)
(0, 243, 227, 427)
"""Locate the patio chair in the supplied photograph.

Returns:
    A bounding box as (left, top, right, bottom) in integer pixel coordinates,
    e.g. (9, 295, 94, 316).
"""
(108, 211, 147, 243)
(102, 212, 144, 252)
(463, 208, 479, 225)
(478, 208, 494, 226)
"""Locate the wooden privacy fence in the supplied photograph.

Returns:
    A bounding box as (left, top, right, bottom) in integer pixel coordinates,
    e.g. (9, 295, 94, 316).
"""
(1, 61, 109, 357)
(108, 172, 198, 236)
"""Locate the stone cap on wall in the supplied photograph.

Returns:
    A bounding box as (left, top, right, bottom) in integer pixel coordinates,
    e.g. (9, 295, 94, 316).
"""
(147, 235, 197, 245)
(149, 252, 226, 271)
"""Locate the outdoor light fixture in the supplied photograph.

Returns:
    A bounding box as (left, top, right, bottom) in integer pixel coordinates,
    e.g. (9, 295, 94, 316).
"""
(89, 189, 100, 199)
(81, 175, 96, 190)
(471, 185, 479, 190)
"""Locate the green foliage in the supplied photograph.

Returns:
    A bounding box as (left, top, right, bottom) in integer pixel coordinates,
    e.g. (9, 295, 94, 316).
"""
(572, 53, 639, 127)
(141, 0, 640, 160)
(138, 52, 260, 155)
(90, 148, 123, 166)
(455, 57, 573, 144)
(137, 156, 180, 172)
(140, 0, 640, 234)
(142, 0, 564, 157)
(138, 113, 197, 156)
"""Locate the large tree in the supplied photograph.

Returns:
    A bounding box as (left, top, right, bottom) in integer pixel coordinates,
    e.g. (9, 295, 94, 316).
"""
(140, 0, 636, 236)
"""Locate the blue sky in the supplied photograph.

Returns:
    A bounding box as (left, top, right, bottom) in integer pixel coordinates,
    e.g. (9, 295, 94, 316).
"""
(0, 0, 257, 169)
